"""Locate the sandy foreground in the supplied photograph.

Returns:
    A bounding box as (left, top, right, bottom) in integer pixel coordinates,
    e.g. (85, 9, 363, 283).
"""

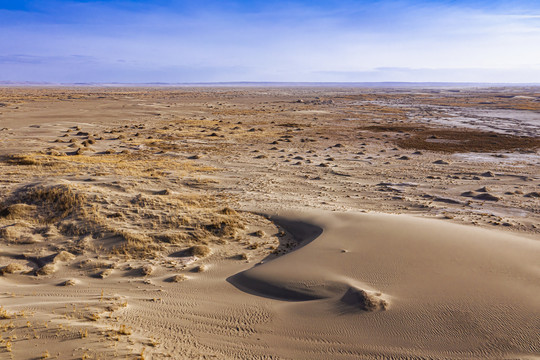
(0, 87, 538, 359)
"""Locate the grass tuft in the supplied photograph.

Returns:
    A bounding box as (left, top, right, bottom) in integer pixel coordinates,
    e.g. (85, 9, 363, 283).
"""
(187, 245, 211, 258)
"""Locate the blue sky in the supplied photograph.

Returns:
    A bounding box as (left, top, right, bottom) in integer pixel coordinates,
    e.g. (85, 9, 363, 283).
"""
(1, 0, 539, 83)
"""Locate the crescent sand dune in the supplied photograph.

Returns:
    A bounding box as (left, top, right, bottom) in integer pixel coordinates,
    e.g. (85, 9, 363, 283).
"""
(227, 211, 540, 359)
(0, 87, 539, 359)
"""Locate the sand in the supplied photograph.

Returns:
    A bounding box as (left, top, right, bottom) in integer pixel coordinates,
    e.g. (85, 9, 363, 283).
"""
(0, 86, 539, 359)
(231, 211, 540, 358)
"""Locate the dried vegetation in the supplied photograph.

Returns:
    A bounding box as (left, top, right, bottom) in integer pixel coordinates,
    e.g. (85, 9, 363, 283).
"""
(0, 115, 248, 270)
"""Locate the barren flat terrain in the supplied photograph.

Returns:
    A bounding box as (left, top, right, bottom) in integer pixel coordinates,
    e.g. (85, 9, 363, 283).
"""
(0, 87, 539, 359)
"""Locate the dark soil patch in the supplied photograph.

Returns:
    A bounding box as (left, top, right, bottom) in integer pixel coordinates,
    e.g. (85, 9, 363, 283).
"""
(362, 125, 425, 133)
(395, 129, 539, 153)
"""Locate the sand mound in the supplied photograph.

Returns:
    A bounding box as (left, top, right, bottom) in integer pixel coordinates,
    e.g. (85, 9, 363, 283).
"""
(0, 262, 31, 275)
(54, 251, 76, 263)
(36, 263, 56, 276)
(166, 274, 187, 282)
(9, 181, 86, 220)
(474, 192, 500, 201)
(58, 278, 78, 286)
(340, 287, 388, 311)
(0, 203, 36, 219)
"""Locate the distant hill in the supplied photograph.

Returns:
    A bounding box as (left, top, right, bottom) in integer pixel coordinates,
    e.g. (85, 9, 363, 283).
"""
(1, 81, 539, 87)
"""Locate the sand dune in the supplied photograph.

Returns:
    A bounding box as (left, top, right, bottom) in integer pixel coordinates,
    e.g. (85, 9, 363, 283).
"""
(230, 211, 540, 358)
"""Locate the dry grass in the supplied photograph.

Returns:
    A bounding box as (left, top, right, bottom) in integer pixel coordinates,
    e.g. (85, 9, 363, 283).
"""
(0, 306, 13, 319)
(0, 179, 246, 259)
(0, 179, 243, 258)
(36, 264, 56, 276)
(0, 263, 29, 275)
(10, 182, 86, 221)
(0, 91, 263, 288)
(116, 324, 132, 335)
(3, 154, 43, 166)
(220, 207, 238, 216)
(187, 245, 211, 257)
(1, 151, 213, 178)
(54, 251, 76, 263)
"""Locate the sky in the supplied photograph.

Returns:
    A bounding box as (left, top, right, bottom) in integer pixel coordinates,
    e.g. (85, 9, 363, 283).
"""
(1, 0, 539, 83)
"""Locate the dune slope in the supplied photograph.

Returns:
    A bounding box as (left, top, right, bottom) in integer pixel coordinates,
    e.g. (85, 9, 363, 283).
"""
(229, 211, 540, 359)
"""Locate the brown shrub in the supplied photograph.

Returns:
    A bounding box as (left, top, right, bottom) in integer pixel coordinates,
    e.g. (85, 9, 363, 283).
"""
(0, 263, 29, 275)
(187, 245, 211, 257)
(12, 182, 86, 220)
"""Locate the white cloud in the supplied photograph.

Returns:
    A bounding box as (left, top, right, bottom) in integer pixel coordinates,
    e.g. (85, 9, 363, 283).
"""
(1, 1, 540, 82)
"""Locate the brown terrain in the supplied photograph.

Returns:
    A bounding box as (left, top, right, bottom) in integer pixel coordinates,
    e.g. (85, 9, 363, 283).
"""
(0, 86, 539, 359)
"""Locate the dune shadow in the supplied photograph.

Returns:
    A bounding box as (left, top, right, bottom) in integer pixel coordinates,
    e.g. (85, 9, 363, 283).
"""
(227, 215, 324, 301)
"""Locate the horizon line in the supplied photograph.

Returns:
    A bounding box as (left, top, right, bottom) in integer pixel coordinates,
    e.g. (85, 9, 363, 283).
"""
(1, 80, 540, 88)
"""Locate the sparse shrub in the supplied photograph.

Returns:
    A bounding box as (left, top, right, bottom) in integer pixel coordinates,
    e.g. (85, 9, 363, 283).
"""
(117, 324, 132, 335)
(167, 274, 187, 282)
(141, 264, 154, 276)
(0, 263, 28, 275)
(54, 250, 76, 263)
(205, 212, 245, 238)
(59, 279, 77, 286)
(187, 245, 211, 257)
(152, 232, 188, 244)
(87, 313, 100, 321)
(98, 269, 113, 279)
(36, 264, 55, 276)
(193, 265, 206, 273)
(0, 306, 12, 319)
(12, 182, 86, 220)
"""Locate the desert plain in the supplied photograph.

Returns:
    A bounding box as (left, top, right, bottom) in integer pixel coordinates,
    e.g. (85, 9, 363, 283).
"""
(0, 86, 539, 359)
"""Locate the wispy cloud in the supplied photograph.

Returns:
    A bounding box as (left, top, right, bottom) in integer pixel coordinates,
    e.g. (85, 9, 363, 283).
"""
(1, 0, 540, 82)
(0, 54, 96, 64)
